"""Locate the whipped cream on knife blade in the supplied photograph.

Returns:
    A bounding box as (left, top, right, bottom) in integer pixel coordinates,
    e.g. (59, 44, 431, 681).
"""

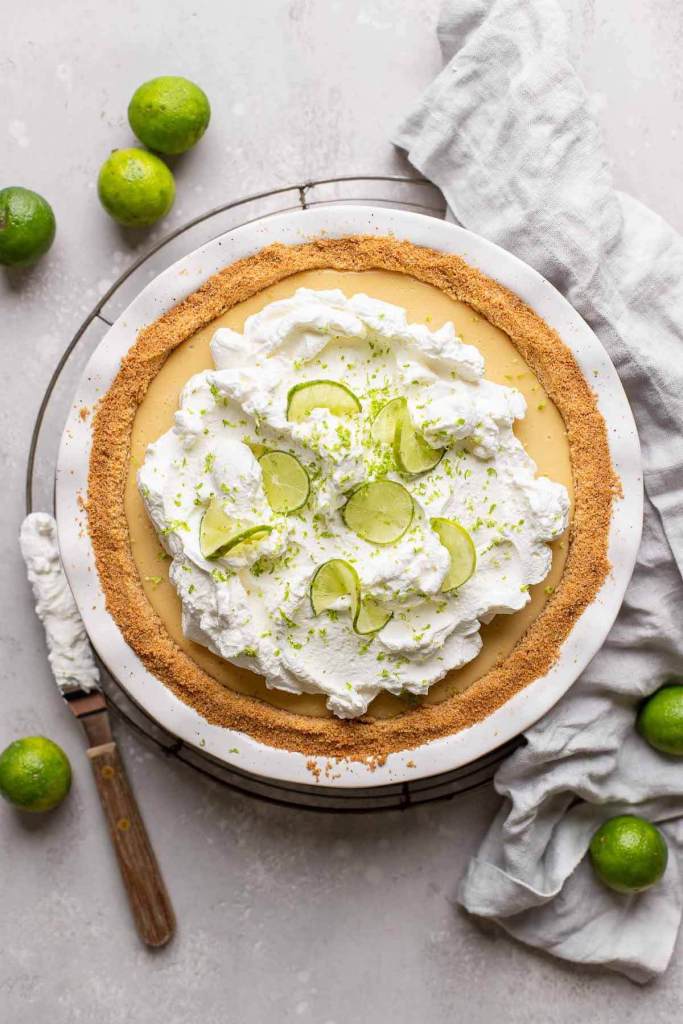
(20, 513, 100, 692)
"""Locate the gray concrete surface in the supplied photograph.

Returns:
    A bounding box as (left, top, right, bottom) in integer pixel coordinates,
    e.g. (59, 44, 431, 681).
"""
(1, 1, 682, 1020)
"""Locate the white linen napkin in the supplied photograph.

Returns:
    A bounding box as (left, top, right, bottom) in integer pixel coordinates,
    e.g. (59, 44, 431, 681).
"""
(394, 0, 683, 984)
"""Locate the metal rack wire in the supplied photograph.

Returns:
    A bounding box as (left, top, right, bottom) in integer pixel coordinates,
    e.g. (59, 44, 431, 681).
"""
(26, 174, 521, 811)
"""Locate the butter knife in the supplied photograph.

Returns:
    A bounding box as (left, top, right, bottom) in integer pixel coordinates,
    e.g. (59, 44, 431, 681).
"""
(20, 513, 175, 948)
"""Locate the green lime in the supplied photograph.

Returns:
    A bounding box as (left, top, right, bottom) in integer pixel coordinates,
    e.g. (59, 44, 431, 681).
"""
(354, 595, 392, 636)
(431, 518, 477, 591)
(0, 736, 71, 812)
(371, 397, 444, 474)
(342, 480, 413, 545)
(0, 187, 56, 267)
(287, 380, 361, 422)
(128, 76, 211, 155)
(310, 558, 360, 616)
(637, 683, 683, 756)
(310, 559, 391, 635)
(589, 815, 668, 894)
(258, 451, 310, 514)
(199, 496, 272, 560)
(97, 148, 175, 228)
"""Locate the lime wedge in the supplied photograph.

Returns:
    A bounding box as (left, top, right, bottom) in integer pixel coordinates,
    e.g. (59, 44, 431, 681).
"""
(310, 559, 392, 635)
(431, 518, 476, 591)
(258, 451, 310, 514)
(342, 480, 413, 545)
(394, 416, 444, 475)
(287, 380, 361, 422)
(199, 497, 272, 559)
(371, 397, 407, 444)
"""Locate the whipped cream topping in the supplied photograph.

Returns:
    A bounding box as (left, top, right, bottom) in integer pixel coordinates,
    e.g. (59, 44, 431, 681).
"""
(139, 288, 569, 718)
(20, 513, 100, 693)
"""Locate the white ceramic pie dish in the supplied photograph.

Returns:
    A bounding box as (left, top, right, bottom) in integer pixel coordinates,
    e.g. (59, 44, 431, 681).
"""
(56, 205, 642, 788)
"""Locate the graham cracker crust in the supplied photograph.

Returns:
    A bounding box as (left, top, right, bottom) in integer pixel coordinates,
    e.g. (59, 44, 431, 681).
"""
(87, 235, 615, 760)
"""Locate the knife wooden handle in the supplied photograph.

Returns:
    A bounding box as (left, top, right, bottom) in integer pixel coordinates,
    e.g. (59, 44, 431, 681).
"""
(87, 741, 175, 947)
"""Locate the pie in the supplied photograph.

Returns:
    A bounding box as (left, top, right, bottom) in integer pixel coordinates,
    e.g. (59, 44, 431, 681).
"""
(88, 235, 614, 760)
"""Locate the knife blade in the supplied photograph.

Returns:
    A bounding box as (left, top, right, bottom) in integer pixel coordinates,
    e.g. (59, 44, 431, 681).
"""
(20, 513, 175, 948)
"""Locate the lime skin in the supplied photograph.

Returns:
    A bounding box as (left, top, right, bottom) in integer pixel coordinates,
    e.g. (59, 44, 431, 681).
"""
(637, 683, 683, 756)
(589, 815, 668, 894)
(0, 187, 56, 267)
(128, 76, 211, 155)
(0, 736, 72, 813)
(98, 148, 175, 228)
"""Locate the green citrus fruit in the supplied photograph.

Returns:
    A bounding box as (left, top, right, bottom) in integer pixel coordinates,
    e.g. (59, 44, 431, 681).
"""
(128, 76, 211, 155)
(0, 187, 56, 267)
(0, 736, 72, 813)
(637, 683, 683, 756)
(97, 148, 175, 228)
(589, 815, 668, 894)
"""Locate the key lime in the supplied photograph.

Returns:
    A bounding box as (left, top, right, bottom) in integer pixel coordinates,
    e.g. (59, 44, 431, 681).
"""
(431, 518, 476, 591)
(287, 380, 361, 422)
(637, 683, 683, 756)
(259, 451, 310, 514)
(128, 76, 211, 155)
(0, 187, 56, 267)
(0, 736, 71, 813)
(310, 559, 391, 635)
(371, 397, 407, 444)
(97, 148, 175, 228)
(394, 416, 444, 474)
(589, 815, 668, 894)
(342, 480, 414, 545)
(199, 497, 272, 559)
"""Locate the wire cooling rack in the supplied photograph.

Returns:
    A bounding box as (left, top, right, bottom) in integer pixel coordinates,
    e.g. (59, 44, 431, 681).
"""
(26, 174, 521, 811)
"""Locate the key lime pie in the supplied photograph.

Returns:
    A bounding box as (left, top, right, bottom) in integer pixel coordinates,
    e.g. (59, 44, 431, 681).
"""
(88, 235, 614, 759)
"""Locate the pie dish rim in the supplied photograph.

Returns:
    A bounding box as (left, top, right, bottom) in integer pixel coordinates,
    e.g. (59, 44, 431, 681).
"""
(56, 206, 642, 787)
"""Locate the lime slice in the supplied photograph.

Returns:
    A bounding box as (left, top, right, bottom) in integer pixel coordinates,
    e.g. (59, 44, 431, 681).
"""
(431, 518, 476, 591)
(0, 736, 71, 812)
(310, 559, 391, 635)
(371, 397, 407, 444)
(394, 416, 444, 474)
(343, 480, 414, 545)
(199, 497, 272, 559)
(246, 441, 268, 458)
(287, 380, 361, 422)
(310, 558, 360, 616)
(259, 451, 310, 514)
(589, 815, 668, 894)
(354, 595, 392, 636)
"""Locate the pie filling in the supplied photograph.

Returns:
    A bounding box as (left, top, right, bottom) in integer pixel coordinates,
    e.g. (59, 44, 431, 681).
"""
(135, 276, 570, 719)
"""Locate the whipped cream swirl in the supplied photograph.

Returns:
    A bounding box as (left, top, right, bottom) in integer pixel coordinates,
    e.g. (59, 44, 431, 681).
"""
(139, 288, 569, 718)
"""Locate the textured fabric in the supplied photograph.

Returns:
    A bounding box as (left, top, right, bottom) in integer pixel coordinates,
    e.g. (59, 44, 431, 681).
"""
(394, 0, 683, 984)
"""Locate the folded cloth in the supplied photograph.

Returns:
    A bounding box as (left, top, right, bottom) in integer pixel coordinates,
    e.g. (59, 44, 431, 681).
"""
(394, 0, 683, 984)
